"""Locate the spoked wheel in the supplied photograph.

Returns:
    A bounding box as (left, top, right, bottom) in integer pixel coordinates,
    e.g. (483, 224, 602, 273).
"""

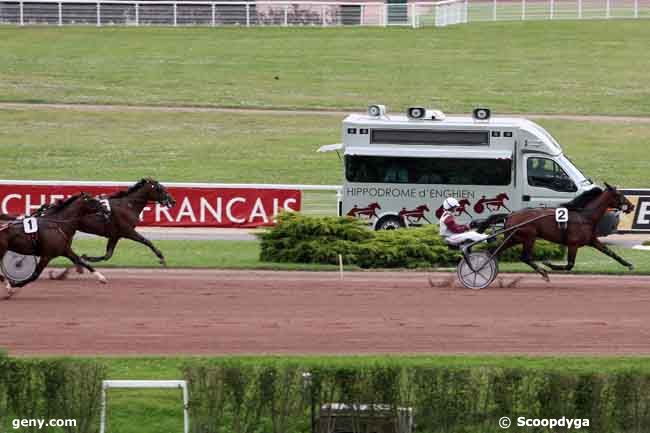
(457, 251, 498, 290)
(1, 251, 38, 285)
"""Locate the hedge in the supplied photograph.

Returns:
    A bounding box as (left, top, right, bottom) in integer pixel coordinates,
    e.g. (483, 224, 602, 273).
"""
(258, 213, 565, 268)
(183, 359, 650, 433)
(0, 359, 106, 433)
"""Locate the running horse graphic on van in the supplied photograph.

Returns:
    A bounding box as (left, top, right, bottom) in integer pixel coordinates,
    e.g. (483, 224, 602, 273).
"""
(347, 202, 381, 219)
(473, 193, 511, 214)
(435, 198, 472, 219)
(398, 205, 432, 225)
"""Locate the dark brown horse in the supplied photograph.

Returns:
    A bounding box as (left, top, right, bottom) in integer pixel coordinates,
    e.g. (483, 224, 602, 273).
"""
(45, 178, 176, 280)
(0, 193, 109, 298)
(499, 183, 634, 281)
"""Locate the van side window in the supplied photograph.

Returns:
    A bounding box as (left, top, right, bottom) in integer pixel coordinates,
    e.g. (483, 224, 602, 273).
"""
(345, 156, 511, 186)
(526, 157, 577, 192)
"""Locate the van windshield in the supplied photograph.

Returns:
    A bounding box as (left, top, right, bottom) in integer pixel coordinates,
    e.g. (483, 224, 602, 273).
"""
(345, 155, 512, 186)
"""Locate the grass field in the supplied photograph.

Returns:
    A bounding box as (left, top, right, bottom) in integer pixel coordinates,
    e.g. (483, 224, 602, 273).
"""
(2, 22, 650, 114)
(2, 108, 650, 188)
(53, 237, 650, 274)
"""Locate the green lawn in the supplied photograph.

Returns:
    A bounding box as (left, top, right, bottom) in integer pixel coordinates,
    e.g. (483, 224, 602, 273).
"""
(2, 108, 650, 188)
(1, 22, 650, 114)
(54, 238, 345, 270)
(57, 237, 649, 275)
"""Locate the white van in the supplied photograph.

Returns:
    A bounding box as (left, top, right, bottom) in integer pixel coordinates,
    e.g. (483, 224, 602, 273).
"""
(319, 105, 614, 232)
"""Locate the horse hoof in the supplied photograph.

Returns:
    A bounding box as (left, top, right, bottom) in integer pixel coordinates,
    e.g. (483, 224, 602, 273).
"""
(628, 265, 635, 271)
(93, 271, 108, 284)
(49, 270, 66, 280)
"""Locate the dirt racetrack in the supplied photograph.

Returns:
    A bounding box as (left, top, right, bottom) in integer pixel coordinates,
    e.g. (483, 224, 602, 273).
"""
(1, 269, 650, 356)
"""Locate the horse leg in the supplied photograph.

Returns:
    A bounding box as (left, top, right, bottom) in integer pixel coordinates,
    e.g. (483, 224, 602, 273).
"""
(521, 238, 550, 282)
(65, 251, 107, 284)
(123, 230, 166, 266)
(543, 244, 577, 271)
(82, 237, 119, 262)
(591, 239, 634, 270)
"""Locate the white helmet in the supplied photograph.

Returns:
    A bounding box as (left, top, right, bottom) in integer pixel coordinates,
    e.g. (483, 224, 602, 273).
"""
(443, 197, 460, 210)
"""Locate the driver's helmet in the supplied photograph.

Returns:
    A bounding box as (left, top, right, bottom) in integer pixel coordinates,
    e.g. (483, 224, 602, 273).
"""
(443, 197, 460, 210)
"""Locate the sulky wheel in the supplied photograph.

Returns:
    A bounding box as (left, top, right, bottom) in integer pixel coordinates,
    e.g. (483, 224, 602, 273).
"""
(1, 251, 38, 285)
(456, 251, 498, 290)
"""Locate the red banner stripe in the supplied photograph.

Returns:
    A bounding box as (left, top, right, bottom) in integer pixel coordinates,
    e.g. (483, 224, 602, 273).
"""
(0, 184, 301, 228)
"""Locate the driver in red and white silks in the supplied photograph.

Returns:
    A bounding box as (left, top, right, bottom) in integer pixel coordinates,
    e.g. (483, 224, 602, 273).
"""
(439, 198, 489, 245)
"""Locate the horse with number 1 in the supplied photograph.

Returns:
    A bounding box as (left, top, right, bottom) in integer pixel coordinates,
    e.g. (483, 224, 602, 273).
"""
(0, 193, 110, 298)
(46, 178, 176, 280)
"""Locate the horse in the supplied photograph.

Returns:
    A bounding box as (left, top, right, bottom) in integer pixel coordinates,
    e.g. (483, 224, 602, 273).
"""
(473, 193, 511, 214)
(45, 178, 176, 280)
(0, 193, 110, 298)
(347, 202, 381, 219)
(497, 183, 634, 281)
(399, 205, 431, 224)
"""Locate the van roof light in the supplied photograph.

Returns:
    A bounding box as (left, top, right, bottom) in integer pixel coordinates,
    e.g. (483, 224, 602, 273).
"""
(368, 104, 386, 117)
(407, 107, 446, 120)
(473, 107, 491, 121)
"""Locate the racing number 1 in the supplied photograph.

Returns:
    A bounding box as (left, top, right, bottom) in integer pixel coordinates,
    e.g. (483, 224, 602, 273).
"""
(23, 217, 38, 234)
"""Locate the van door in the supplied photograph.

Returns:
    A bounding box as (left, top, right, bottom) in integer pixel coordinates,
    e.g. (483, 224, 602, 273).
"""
(522, 155, 579, 208)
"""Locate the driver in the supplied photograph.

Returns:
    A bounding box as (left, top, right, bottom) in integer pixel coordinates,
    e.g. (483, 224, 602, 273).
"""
(439, 197, 488, 245)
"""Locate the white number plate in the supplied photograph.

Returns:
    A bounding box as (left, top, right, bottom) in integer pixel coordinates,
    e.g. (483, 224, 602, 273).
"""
(555, 207, 569, 223)
(22, 217, 38, 234)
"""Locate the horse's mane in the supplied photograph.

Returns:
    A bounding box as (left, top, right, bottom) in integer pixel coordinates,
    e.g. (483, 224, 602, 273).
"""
(109, 178, 155, 198)
(36, 194, 82, 215)
(561, 187, 603, 210)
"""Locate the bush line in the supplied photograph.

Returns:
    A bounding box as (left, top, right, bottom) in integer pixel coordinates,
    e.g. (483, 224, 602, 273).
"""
(258, 213, 564, 268)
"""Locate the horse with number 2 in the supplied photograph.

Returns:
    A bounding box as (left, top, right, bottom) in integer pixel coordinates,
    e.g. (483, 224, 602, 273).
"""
(456, 183, 635, 289)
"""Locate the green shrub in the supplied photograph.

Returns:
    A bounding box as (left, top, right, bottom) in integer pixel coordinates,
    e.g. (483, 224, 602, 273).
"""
(0, 358, 106, 433)
(183, 359, 650, 433)
(259, 213, 564, 268)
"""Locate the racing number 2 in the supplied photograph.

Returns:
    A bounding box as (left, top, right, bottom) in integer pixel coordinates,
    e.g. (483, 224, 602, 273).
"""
(555, 207, 569, 223)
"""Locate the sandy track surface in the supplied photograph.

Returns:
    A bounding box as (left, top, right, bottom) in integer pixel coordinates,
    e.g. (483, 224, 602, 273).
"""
(2, 269, 650, 356)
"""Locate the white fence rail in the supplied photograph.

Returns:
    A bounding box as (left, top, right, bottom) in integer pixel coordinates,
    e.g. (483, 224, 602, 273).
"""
(467, 0, 648, 20)
(0, 0, 645, 28)
(0, 0, 468, 27)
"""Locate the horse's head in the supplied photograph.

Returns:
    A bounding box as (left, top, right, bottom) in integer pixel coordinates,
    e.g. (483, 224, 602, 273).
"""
(370, 202, 381, 210)
(420, 204, 430, 212)
(604, 182, 634, 214)
(142, 178, 176, 208)
(499, 193, 510, 201)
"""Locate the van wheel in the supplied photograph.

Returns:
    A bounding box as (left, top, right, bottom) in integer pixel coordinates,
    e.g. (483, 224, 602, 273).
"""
(375, 215, 404, 230)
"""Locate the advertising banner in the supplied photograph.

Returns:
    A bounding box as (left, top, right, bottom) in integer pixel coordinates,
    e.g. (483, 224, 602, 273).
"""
(617, 189, 650, 233)
(0, 181, 301, 228)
